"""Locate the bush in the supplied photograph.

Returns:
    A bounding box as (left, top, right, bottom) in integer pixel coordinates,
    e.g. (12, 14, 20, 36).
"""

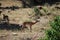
(38, 16, 60, 40)
(50, 16, 60, 32)
(46, 16, 60, 40)
(33, 7, 43, 19)
(34, 7, 42, 16)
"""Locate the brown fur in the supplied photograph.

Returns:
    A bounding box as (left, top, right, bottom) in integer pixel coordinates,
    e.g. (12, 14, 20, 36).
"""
(22, 20, 39, 32)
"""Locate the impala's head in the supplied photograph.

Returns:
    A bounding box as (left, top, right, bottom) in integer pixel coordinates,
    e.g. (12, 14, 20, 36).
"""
(36, 20, 39, 22)
(32, 20, 40, 24)
(36, 20, 40, 22)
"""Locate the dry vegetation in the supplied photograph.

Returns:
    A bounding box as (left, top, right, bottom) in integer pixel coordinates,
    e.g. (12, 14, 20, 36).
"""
(0, 0, 60, 40)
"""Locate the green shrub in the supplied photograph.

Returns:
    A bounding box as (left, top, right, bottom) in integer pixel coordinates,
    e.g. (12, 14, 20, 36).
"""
(50, 16, 60, 32)
(34, 7, 42, 16)
(46, 16, 60, 40)
(38, 16, 60, 40)
(45, 29, 58, 40)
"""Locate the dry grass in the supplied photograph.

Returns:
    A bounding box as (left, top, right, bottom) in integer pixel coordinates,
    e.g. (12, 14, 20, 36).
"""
(0, 0, 60, 40)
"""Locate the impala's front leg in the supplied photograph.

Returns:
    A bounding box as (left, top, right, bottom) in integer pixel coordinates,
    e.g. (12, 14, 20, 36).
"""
(30, 25, 32, 32)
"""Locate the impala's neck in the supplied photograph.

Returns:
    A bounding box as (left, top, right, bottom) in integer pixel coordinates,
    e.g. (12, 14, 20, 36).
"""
(33, 21, 39, 24)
